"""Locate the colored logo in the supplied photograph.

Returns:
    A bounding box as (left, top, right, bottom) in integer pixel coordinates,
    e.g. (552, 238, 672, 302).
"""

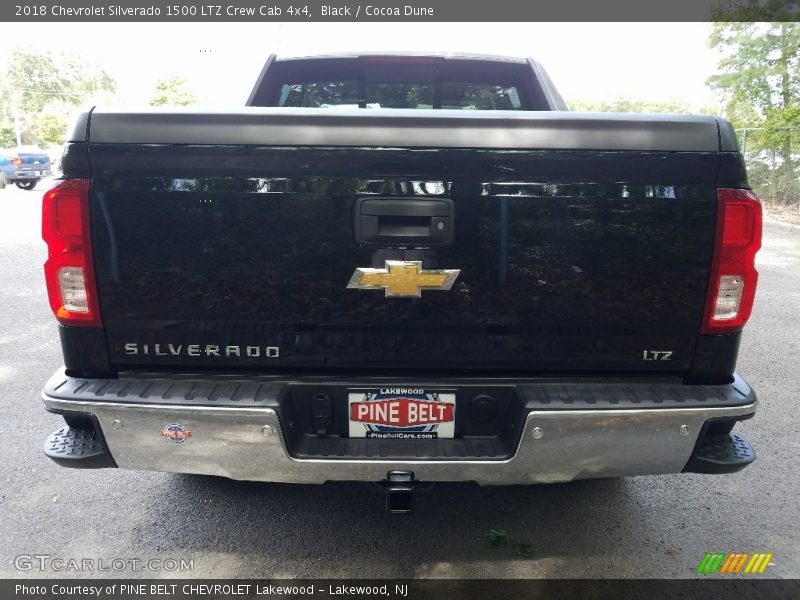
(351, 397, 454, 427)
(347, 260, 460, 298)
(161, 423, 192, 444)
(348, 388, 456, 439)
(696, 552, 774, 574)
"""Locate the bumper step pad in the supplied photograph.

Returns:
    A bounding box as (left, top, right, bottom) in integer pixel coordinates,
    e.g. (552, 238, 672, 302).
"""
(43, 426, 116, 469)
(684, 432, 755, 474)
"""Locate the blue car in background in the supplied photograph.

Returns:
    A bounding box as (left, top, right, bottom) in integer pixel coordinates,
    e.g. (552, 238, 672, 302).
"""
(0, 146, 53, 190)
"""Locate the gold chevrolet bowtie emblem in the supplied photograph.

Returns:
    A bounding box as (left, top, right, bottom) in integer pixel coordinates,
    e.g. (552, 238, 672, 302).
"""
(347, 260, 460, 298)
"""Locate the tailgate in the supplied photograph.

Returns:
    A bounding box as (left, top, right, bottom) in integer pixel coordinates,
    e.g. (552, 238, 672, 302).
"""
(18, 153, 51, 170)
(85, 109, 722, 374)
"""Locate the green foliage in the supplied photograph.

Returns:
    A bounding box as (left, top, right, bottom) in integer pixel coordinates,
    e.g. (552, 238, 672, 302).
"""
(0, 126, 16, 149)
(36, 113, 69, 147)
(486, 529, 510, 549)
(3, 47, 116, 116)
(149, 76, 198, 107)
(0, 47, 115, 147)
(708, 23, 800, 204)
(707, 23, 800, 116)
(514, 543, 535, 559)
(569, 97, 705, 115)
(485, 529, 536, 559)
(712, 0, 800, 21)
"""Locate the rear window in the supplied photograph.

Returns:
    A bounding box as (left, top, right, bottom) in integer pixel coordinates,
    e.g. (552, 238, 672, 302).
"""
(279, 81, 361, 108)
(279, 81, 524, 110)
(260, 58, 539, 110)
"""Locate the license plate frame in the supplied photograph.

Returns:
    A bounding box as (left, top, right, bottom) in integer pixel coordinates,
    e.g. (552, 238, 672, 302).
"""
(348, 388, 456, 439)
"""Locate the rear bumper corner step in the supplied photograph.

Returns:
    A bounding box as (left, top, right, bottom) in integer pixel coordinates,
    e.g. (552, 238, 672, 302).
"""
(684, 432, 755, 474)
(43, 426, 117, 469)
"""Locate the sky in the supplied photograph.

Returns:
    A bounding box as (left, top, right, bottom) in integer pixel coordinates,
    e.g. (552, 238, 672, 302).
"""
(1, 22, 721, 110)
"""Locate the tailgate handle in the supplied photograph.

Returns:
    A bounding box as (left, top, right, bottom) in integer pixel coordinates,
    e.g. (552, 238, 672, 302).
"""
(355, 198, 454, 246)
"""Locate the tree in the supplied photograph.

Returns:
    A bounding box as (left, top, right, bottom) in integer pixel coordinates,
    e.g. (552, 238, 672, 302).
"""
(0, 47, 116, 146)
(3, 47, 116, 116)
(149, 76, 198, 107)
(36, 113, 69, 147)
(0, 126, 15, 149)
(708, 23, 800, 204)
(712, 0, 800, 21)
(569, 97, 710, 114)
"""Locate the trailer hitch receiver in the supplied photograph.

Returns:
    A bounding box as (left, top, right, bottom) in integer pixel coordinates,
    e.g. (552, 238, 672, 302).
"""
(384, 470, 415, 514)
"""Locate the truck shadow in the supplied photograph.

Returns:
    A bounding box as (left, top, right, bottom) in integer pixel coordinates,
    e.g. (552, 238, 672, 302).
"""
(128, 474, 646, 577)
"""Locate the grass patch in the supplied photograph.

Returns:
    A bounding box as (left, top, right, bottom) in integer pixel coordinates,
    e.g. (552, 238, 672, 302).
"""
(486, 529, 510, 549)
(515, 543, 535, 559)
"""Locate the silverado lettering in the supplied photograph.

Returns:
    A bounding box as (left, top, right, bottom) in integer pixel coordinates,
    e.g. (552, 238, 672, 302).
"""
(123, 343, 280, 358)
(39, 53, 762, 512)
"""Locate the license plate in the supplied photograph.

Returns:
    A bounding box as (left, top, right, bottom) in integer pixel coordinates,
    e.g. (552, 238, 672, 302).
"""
(348, 388, 456, 439)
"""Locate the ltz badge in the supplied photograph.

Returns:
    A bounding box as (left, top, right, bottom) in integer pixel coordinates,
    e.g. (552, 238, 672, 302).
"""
(347, 260, 460, 298)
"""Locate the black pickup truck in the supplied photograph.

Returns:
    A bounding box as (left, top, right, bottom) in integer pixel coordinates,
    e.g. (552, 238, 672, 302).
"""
(41, 54, 761, 512)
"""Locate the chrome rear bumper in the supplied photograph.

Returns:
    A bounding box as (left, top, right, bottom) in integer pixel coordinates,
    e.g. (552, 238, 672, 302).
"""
(42, 381, 756, 485)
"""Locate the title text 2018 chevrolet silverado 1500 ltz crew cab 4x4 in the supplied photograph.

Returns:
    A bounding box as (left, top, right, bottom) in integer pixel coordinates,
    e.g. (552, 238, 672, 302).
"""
(40, 54, 761, 512)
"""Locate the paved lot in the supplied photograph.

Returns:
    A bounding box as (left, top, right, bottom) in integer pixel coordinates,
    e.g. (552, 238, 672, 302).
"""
(1, 180, 798, 579)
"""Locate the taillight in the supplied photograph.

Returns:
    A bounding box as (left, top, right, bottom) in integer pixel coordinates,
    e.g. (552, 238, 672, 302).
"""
(11, 156, 21, 168)
(42, 179, 102, 327)
(701, 188, 762, 334)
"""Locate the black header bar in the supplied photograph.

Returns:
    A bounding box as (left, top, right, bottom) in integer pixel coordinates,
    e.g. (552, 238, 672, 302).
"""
(3, 0, 800, 22)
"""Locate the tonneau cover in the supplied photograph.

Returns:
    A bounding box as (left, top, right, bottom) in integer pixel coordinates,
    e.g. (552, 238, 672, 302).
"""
(71, 107, 734, 152)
